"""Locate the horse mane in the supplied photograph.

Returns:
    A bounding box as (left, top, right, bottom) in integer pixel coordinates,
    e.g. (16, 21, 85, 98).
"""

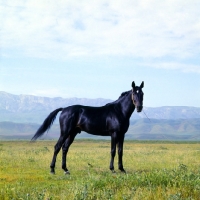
(118, 91, 130, 99)
(106, 90, 130, 106)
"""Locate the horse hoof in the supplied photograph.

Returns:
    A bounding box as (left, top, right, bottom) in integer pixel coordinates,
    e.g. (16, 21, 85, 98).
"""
(64, 171, 70, 175)
(111, 170, 116, 173)
(50, 171, 55, 175)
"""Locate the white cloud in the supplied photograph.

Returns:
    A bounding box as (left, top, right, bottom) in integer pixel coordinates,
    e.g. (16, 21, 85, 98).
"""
(1, 0, 200, 64)
(142, 62, 200, 74)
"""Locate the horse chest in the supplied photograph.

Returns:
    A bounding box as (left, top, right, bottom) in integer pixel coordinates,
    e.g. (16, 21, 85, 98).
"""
(106, 117, 129, 133)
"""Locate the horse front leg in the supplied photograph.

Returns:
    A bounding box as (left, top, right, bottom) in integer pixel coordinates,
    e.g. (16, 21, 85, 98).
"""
(110, 132, 118, 173)
(118, 134, 126, 173)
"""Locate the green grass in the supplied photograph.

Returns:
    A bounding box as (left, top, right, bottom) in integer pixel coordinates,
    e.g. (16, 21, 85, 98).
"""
(0, 140, 200, 199)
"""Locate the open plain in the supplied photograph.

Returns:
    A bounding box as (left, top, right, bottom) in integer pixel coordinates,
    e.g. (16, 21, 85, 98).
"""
(0, 140, 200, 200)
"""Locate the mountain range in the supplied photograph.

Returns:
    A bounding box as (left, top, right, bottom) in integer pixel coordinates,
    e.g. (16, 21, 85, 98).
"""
(0, 91, 200, 140)
(1, 91, 200, 122)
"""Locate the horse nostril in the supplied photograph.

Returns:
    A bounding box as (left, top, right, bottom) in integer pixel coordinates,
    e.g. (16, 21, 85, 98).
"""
(137, 106, 143, 112)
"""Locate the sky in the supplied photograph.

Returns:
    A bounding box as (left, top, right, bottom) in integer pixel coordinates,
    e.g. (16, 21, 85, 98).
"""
(0, 0, 200, 107)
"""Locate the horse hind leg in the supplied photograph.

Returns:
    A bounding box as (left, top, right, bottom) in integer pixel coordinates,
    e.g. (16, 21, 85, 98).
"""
(62, 131, 77, 175)
(50, 135, 67, 174)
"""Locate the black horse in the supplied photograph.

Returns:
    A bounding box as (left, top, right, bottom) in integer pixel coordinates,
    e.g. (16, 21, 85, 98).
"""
(31, 81, 144, 174)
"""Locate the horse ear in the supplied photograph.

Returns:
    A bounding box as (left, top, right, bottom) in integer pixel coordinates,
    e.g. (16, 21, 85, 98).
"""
(132, 81, 135, 89)
(140, 81, 144, 88)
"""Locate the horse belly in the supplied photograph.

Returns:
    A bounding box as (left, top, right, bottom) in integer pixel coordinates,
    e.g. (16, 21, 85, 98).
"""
(86, 129, 111, 137)
(77, 108, 124, 136)
(80, 122, 110, 136)
(77, 113, 110, 136)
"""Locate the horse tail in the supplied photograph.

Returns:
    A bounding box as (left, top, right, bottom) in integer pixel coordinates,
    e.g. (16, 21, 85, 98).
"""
(31, 108, 63, 141)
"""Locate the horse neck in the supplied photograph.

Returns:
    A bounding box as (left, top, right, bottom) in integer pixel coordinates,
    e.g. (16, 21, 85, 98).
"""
(118, 91, 135, 119)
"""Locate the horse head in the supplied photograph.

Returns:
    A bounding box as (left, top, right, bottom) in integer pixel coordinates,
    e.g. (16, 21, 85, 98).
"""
(131, 81, 144, 112)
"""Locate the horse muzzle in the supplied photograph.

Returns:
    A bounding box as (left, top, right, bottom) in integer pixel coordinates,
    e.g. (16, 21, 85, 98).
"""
(137, 106, 143, 112)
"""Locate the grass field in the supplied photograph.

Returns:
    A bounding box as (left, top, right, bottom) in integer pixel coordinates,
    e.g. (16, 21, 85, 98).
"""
(0, 140, 200, 200)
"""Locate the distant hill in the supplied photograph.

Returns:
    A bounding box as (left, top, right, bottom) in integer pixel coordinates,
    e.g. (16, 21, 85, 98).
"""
(1, 91, 200, 123)
(0, 91, 200, 140)
(127, 118, 200, 140)
(0, 119, 199, 140)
